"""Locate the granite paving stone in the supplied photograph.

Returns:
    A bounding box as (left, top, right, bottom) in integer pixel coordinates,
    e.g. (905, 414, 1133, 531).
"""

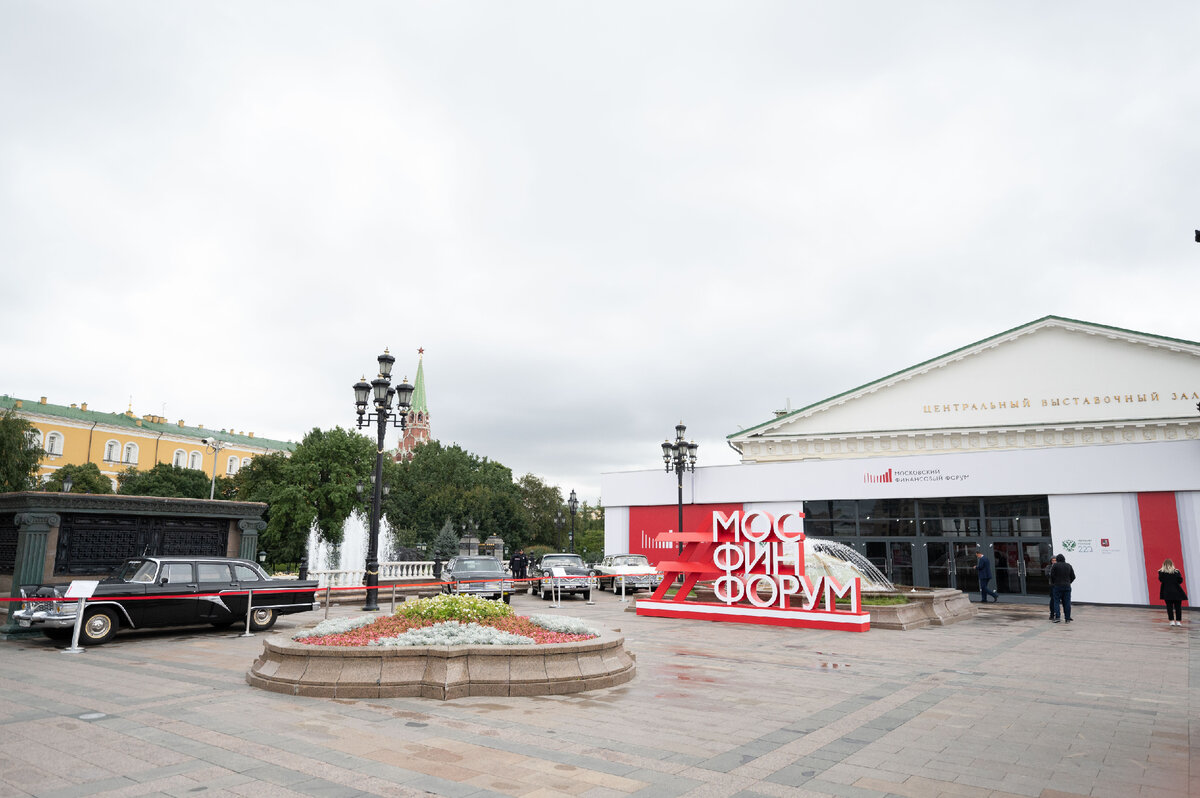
(1, 598, 1194, 797)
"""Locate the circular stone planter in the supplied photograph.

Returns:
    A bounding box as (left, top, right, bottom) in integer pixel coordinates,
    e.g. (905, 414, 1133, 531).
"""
(246, 626, 636, 700)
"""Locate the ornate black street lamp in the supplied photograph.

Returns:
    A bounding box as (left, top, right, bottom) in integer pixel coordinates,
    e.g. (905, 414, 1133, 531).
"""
(353, 349, 414, 611)
(554, 511, 565, 550)
(662, 422, 699, 555)
(61, 474, 73, 493)
(567, 490, 579, 553)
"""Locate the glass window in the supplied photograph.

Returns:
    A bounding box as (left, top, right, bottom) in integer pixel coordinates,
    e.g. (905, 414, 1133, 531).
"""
(197, 563, 232, 582)
(173, 450, 185, 467)
(105, 441, 119, 462)
(859, 518, 916, 537)
(163, 563, 194, 584)
(46, 432, 63, 455)
(124, 443, 138, 464)
(226, 456, 238, 475)
(233, 564, 261, 581)
(189, 451, 202, 469)
(858, 499, 915, 519)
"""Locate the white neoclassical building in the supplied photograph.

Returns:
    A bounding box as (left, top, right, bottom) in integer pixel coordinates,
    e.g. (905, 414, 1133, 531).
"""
(602, 316, 1200, 607)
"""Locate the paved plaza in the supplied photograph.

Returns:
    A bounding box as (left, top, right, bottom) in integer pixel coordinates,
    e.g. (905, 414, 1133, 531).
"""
(0, 593, 1195, 798)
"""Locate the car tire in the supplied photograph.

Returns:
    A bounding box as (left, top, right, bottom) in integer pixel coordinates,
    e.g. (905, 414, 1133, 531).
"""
(503, 594, 511, 604)
(541, 589, 551, 600)
(80, 608, 118, 646)
(248, 608, 277, 631)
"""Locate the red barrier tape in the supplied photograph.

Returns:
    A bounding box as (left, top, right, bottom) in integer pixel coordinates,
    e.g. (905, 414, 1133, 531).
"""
(0, 575, 602, 603)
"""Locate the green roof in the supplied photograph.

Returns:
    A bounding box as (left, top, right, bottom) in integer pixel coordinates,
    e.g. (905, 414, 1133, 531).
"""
(728, 315, 1200, 440)
(0, 395, 296, 452)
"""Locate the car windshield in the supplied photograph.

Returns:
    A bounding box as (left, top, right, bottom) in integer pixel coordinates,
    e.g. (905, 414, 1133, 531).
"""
(614, 555, 650, 567)
(543, 555, 584, 567)
(457, 558, 501, 571)
(112, 560, 158, 583)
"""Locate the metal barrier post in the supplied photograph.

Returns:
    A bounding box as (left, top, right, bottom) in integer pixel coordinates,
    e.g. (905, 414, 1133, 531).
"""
(586, 577, 596, 605)
(390, 584, 396, 614)
(240, 589, 255, 637)
(549, 577, 561, 608)
(62, 598, 87, 654)
(324, 585, 331, 619)
(619, 576, 628, 603)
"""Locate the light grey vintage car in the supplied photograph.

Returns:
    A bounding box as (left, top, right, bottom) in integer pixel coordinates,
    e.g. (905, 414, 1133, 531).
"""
(592, 553, 664, 593)
(440, 556, 515, 603)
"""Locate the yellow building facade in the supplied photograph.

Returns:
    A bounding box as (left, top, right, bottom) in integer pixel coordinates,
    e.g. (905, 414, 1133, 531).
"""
(1, 395, 295, 488)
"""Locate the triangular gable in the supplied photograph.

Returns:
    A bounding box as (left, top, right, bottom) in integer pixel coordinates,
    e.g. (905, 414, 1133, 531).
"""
(728, 316, 1200, 443)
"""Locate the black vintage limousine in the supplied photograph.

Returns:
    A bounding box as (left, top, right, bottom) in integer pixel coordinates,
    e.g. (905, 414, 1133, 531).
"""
(13, 556, 320, 645)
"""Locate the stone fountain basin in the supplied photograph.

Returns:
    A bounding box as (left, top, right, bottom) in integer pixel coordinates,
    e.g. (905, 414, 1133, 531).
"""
(246, 627, 636, 700)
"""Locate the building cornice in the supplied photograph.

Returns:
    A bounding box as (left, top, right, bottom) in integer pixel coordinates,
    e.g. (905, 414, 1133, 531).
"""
(0, 492, 267, 519)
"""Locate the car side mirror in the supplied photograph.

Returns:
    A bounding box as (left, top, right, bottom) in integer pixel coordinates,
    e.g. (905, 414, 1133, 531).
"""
(160, 577, 169, 586)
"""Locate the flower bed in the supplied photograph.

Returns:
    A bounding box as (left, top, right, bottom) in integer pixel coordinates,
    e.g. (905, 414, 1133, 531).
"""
(247, 595, 635, 699)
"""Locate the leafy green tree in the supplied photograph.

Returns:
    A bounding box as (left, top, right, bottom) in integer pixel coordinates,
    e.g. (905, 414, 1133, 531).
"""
(515, 473, 563, 548)
(387, 441, 527, 551)
(118, 463, 220, 498)
(285, 427, 375, 545)
(0, 409, 43, 492)
(231, 451, 306, 562)
(43, 463, 113, 494)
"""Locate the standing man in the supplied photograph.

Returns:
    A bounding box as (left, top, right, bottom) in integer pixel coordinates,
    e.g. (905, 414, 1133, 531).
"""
(976, 548, 999, 603)
(509, 549, 528, 582)
(1049, 553, 1076, 624)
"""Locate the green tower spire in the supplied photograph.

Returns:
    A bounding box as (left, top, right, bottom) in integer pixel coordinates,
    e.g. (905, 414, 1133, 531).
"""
(410, 349, 427, 414)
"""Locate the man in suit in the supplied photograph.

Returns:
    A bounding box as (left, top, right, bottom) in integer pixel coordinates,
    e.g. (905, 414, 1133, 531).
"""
(976, 548, 999, 603)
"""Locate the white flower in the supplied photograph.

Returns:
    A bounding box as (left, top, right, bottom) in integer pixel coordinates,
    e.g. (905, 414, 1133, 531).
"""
(295, 615, 377, 639)
(369, 620, 534, 647)
(527, 615, 599, 636)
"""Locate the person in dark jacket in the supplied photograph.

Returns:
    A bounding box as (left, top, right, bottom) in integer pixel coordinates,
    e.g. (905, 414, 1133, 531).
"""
(1049, 553, 1076, 623)
(975, 550, 999, 603)
(1157, 559, 1188, 627)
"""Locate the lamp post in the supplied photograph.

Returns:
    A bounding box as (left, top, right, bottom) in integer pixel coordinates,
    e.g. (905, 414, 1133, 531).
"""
(567, 489, 579, 554)
(554, 511, 565, 550)
(661, 422, 699, 556)
(61, 474, 73, 493)
(200, 437, 227, 500)
(353, 349, 414, 612)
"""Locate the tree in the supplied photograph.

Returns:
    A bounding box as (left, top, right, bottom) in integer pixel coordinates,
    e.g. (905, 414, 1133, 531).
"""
(515, 473, 563, 548)
(284, 427, 375, 545)
(118, 463, 226, 499)
(0, 409, 43, 492)
(42, 463, 113, 494)
(431, 520, 460, 560)
(386, 441, 528, 551)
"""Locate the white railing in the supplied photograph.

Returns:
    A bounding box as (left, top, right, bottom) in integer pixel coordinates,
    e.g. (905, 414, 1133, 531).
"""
(307, 561, 436, 589)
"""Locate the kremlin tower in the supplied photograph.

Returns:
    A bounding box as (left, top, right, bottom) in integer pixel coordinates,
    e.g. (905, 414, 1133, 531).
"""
(395, 348, 430, 461)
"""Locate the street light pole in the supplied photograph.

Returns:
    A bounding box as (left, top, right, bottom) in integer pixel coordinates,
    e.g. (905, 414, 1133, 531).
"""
(353, 349, 414, 612)
(201, 437, 227, 500)
(661, 422, 699, 556)
(568, 490, 579, 554)
(554, 511, 565, 551)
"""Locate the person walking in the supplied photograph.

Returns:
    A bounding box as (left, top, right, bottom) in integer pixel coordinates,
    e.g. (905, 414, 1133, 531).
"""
(1049, 553, 1076, 624)
(1157, 559, 1188, 627)
(975, 549, 999, 603)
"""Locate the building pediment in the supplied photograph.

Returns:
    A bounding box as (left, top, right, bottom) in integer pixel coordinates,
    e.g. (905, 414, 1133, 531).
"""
(728, 317, 1200, 461)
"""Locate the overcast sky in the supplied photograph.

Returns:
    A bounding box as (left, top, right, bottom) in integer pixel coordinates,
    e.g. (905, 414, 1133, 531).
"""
(3, 2, 1198, 504)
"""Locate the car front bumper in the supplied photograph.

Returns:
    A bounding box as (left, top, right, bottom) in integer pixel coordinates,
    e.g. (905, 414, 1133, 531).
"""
(11, 607, 76, 629)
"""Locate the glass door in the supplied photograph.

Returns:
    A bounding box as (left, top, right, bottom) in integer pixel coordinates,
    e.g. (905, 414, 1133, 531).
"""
(993, 541, 1052, 596)
(927, 542, 977, 590)
(862, 541, 914, 587)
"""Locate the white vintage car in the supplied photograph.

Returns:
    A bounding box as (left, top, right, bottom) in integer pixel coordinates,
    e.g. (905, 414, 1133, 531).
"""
(592, 554, 663, 594)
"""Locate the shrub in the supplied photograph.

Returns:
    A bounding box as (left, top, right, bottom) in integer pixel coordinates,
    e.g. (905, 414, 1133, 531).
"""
(397, 594, 514, 623)
(293, 614, 378, 640)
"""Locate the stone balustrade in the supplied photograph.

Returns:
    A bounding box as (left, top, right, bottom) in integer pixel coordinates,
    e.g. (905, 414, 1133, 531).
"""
(307, 561, 436, 589)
